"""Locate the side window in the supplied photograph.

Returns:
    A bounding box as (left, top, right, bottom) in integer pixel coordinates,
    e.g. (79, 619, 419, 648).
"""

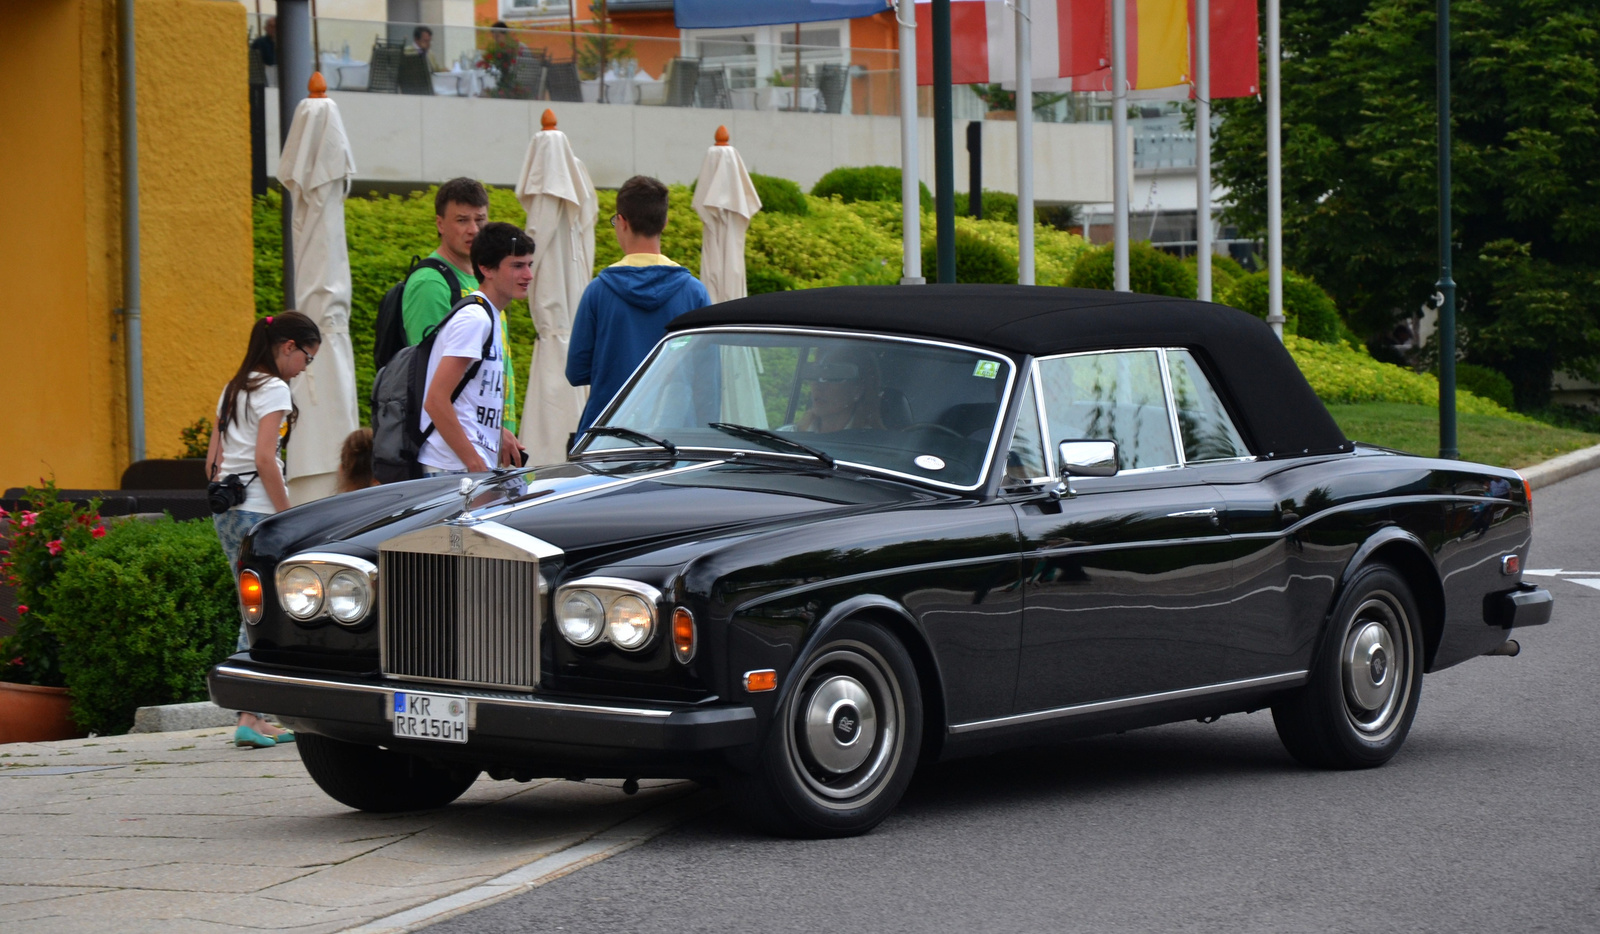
(1005, 377, 1048, 484)
(1037, 350, 1178, 470)
(1167, 349, 1250, 462)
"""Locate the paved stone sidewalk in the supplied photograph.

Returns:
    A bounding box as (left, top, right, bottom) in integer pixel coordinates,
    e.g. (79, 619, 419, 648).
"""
(0, 728, 691, 933)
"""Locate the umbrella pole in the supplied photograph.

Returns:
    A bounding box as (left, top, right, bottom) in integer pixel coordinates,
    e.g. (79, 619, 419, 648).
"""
(933, 0, 955, 283)
(793, 24, 802, 111)
(1112, 0, 1129, 291)
(1196, 0, 1211, 301)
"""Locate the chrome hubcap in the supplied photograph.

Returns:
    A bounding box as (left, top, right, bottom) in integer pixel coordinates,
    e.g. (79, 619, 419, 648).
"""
(1340, 593, 1410, 738)
(802, 675, 878, 774)
(784, 643, 904, 808)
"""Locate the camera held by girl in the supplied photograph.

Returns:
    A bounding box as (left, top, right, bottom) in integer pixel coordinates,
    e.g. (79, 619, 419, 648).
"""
(204, 312, 321, 749)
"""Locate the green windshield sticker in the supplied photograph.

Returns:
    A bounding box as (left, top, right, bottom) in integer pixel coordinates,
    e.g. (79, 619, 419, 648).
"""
(668, 336, 692, 350)
(973, 360, 1000, 379)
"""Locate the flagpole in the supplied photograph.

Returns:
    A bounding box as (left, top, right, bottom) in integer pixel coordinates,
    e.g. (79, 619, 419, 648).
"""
(1196, 0, 1212, 301)
(934, 0, 956, 283)
(1265, 0, 1285, 338)
(1112, 0, 1130, 291)
(1436, 0, 1457, 457)
(1016, 0, 1034, 285)
(898, 1, 924, 284)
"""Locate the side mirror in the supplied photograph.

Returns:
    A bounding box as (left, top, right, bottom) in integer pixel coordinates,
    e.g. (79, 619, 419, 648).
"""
(1058, 440, 1118, 478)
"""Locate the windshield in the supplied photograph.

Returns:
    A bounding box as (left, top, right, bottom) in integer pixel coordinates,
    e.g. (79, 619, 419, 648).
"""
(579, 330, 1015, 489)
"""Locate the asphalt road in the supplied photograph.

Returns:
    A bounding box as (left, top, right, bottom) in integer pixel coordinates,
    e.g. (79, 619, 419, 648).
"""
(427, 469, 1600, 934)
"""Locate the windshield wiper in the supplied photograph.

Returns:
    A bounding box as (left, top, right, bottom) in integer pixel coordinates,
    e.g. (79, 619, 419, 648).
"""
(583, 426, 677, 455)
(709, 422, 835, 467)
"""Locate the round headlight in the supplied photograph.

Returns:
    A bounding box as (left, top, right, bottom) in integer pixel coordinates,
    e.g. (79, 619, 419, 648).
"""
(326, 569, 370, 624)
(282, 566, 324, 619)
(606, 594, 654, 650)
(558, 590, 606, 645)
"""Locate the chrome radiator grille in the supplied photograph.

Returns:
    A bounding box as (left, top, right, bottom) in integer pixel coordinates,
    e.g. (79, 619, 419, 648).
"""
(378, 522, 554, 692)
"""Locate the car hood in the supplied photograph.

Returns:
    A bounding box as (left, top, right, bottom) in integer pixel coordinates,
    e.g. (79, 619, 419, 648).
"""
(249, 457, 945, 568)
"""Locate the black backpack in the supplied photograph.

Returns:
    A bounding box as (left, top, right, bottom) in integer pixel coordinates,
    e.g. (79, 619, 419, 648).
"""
(373, 256, 463, 372)
(370, 295, 495, 483)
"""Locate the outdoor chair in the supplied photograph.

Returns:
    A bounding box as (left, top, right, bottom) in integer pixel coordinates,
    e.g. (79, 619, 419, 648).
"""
(513, 51, 547, 100)
(397, 51, 434, 95)
(664, 57, 700, 107)
(545, 60, 583, 102)
(817, 63, 848, 114)
(696, 69, 731, 109)
(368, 40, 404, 93)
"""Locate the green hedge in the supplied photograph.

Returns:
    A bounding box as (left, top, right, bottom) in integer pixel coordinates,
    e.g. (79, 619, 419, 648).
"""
(44, 517, 238, 735)
(1285, 335, 1528, 419)
(1453, 363, 1517, 411)
(953, 190, 1020, 224)
(750, 173, 808, 216)
(1221, 270, 1343, 343)
(1064, 241, 1197, 298)
(811, 165, 934, 212)
(922, 227, 1018, 283)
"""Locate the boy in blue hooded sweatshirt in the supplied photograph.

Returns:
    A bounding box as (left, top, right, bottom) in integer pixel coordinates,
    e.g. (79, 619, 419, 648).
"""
(567, 175, 710, 435)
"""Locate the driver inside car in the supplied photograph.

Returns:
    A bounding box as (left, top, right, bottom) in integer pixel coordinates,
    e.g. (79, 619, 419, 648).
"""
(795, 349, 885, 433)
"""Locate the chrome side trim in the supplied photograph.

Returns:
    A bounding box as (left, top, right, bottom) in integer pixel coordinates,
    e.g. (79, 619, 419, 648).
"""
(948, 671, 1308, 734)
(211, 664, 675, 719)
(472, 460, 725, 522)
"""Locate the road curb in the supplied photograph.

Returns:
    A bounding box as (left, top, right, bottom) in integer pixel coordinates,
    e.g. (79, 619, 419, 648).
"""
(339, 789, 717, 934)
(1520, 440, 1600, 490)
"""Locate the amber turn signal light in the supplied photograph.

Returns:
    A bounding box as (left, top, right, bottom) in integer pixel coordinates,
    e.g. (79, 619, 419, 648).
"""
(672, 607, 696, 663)
(239, 569, 264, 624)
(744, 669, 777, 693)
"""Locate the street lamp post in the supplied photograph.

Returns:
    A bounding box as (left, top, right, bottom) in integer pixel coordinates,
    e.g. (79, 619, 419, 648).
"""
(1436, 0, 1458, 459)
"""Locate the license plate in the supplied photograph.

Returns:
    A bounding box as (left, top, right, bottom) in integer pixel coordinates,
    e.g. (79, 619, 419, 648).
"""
(391, 691, 468, 743)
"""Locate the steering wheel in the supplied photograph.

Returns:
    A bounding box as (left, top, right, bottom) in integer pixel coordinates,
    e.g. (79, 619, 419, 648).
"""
(899, 422, 966, 441)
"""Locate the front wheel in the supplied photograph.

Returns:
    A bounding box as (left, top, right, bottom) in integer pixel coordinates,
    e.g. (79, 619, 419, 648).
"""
(1272, 564, 1424, 769)
(298, 733, 480, 812)
(728, 620, 923, 838)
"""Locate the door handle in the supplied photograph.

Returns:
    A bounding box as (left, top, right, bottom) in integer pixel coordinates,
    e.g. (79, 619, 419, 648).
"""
(1168, 508, 1220, 525)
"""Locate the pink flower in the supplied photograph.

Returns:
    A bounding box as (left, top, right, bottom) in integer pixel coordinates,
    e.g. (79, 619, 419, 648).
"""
(16, 605, 27, 614)
(46, 540, 63, 556)
(19, 511, 38, 528)
(0, 507, 8, 517)
(91, 526, 107, 539)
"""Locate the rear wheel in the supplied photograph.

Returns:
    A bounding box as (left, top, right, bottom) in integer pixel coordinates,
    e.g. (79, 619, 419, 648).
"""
(729, 620, 922, 838)
(298, 733, 480, 812)
(1273, 564, 1424, 769)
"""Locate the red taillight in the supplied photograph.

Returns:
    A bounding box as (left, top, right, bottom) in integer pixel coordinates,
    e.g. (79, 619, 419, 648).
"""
(672, 607, 696, 663)
(239, 569, 264, 623)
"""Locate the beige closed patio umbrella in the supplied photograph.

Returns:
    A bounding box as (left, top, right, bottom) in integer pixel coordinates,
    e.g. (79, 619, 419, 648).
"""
(692, 126, 765, 426)
(516, 109, 598, 465)
(278, 73, 358, 504)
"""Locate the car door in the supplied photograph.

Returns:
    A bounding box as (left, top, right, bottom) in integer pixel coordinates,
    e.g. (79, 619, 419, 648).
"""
(1009, 349, 1241, 714)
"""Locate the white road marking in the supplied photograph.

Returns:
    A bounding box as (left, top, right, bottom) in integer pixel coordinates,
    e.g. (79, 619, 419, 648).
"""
(1570, 580, 1600, 592)
(1525, 570, 1600, 577)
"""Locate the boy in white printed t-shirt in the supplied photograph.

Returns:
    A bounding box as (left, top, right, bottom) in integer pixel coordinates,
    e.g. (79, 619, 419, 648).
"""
(419, 222, 533, 474)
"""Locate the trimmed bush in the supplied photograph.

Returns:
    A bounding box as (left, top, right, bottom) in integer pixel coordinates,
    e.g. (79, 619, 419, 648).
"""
(43, 517, 238, 735)
(1285, 335, 1525, 419)
(1064, 242, 1197, 298)
(1222, 270, 1343, 343)
(922, 228, 1020, 284)
(953, 189, 1020, 224)
(811, 166, 934, 212)
(747, 265, 799, 294)
(750, 173, 808, 216)
(1454, 363, 1517, 411)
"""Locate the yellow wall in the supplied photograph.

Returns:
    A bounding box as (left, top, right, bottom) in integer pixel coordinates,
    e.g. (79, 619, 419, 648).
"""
(0, 0, 254, 490)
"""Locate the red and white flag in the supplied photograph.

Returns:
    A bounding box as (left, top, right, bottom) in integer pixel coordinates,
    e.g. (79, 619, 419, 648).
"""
(914, 0, 1108, 86)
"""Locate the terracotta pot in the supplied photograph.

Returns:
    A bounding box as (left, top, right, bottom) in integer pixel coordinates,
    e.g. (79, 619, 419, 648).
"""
(984, 109, 1017, 121)
(0, 682, 86, 744)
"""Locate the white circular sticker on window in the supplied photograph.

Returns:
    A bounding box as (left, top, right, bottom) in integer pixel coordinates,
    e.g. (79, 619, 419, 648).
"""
(914, 455, 946, 471)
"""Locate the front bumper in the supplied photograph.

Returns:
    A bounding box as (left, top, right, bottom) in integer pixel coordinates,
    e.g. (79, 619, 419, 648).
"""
(208, 657, 758, 761)
(1486, 583, 1554, 629)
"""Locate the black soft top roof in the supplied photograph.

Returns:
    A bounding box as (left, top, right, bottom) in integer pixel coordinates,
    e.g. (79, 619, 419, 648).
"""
(669, 285, 1350, 459)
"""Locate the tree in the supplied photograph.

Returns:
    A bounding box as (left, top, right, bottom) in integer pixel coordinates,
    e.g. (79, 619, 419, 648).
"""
(1213, 0, 1600, 406)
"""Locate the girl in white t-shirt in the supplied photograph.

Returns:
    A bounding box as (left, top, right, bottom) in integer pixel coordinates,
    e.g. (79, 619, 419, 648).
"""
(204, 312, 321, 748)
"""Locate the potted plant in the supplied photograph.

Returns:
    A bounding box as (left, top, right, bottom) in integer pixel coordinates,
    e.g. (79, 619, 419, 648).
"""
(0, 481, 102, 743)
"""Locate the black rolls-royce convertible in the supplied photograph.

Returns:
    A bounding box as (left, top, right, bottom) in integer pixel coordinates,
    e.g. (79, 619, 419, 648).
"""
(209, 286, 1552, 838)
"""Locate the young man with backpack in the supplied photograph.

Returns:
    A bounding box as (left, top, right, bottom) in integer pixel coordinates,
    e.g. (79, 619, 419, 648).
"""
(418, 222, 533, 474)
(371, 177, 520, 437)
